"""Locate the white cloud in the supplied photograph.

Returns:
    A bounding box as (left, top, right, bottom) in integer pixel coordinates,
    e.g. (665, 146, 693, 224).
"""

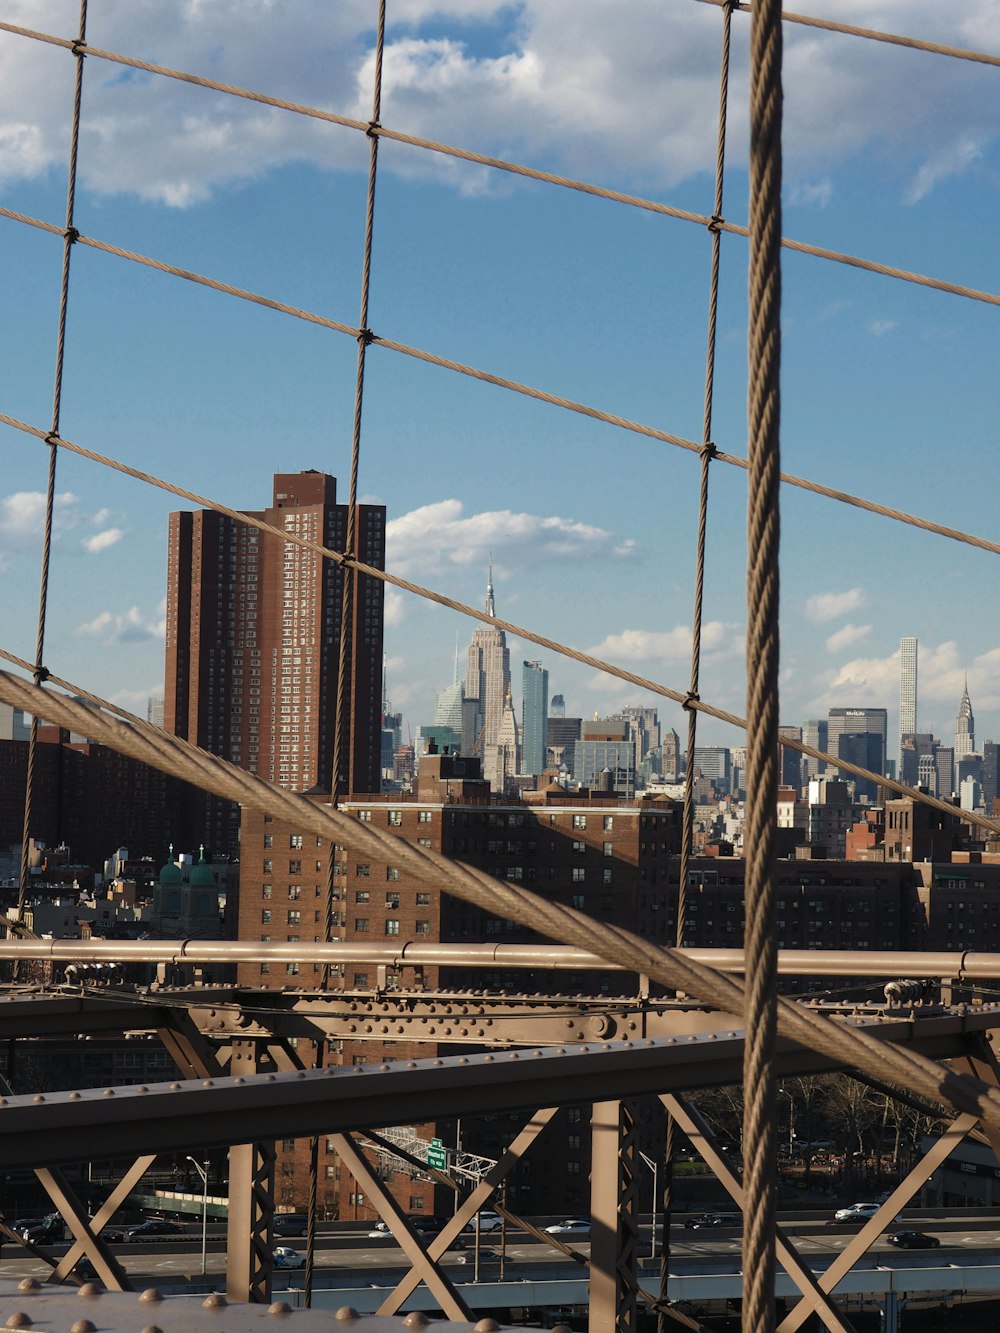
(384, 589, 406, 627)
(788, 178, 833, 208)
(585, 621, 740, 665)
(867, 318, 897, 337)
(82, 527, 126, 553)
(825, 622, 872, 653)
(0, 490, 79, 550)
(75, 600, 166, 644)
(2, 4, 997, 207)
(805, 588, 867, 624)
(386, 499, 629, 578)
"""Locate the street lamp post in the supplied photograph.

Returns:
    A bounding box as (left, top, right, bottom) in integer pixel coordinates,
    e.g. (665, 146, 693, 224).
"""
(639, 1151, 659, 1259)
(186, 1156, 209, 1276)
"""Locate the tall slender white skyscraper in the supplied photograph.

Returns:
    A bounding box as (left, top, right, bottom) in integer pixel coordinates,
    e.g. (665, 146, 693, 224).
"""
(465, 565, 510, 748)
(898, 636, 917, 776)
(956, 677, 975, 760)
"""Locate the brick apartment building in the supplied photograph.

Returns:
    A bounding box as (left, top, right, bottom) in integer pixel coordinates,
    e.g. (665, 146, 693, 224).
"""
(235, 751, 958, 1218)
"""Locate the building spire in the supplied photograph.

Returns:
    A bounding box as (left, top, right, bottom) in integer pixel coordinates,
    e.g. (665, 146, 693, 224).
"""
(485, 558, 495, 619)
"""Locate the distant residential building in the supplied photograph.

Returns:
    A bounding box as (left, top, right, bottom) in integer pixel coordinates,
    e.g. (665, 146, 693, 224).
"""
(0, 704, 30, 743)
(521, 661, 549, 779)
(165, 470, 385, 855)
(574, 721, 635, 796)
(550, 694, 566, 719)
(806, 777, 858, 858)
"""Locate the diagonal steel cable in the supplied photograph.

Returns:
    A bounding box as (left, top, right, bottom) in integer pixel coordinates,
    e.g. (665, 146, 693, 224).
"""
(16, 0, 88, 927)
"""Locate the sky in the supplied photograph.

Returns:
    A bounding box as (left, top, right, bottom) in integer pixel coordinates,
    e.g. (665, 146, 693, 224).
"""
(0, 1, 998, 765)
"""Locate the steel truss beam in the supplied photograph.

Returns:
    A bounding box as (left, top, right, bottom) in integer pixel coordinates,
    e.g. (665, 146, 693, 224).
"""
(0, 1011, 995, 1169)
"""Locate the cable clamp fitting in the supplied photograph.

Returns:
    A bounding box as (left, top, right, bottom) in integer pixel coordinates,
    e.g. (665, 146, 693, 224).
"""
(707, 213, 725, 234)
(366, 119, 381, 140)
(70, 38, 88, 58)
(44, 432, 60, 449)
(701, 441, 717, 462)
(682, 691, 700, 713)
(33, 666, 50, 685)
(64, 226, 79, 245)
(357, 327, 375, 347)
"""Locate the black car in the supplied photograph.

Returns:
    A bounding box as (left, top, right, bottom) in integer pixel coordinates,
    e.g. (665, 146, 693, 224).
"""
(887, 1231, 940, 1249)
(126, 1219, 183, 1241)
(273, 1214, 308, 1237)
(16, 1215, 66, 1244)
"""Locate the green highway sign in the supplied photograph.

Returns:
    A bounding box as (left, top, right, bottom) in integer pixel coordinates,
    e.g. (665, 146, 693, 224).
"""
(427, 1147, 447, 1169)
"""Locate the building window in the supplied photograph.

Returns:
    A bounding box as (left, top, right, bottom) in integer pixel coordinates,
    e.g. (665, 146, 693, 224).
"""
(289, 860, 302, 874)
(418, 811, 433, 823)
(286, 961, 300, 976)
(355, 890, 370, 904)
(572, 894, 585, 910)
(417, 838, 432, 849)
(415, 920, 430, 935)
(263, 834, 273, 848)
(386, 866, 400, 881)
(290, 835, 303, 849)
(603, 868, 613, 885)
(287, 910, 301, 925)
(572, 840, 586, 853)
(385, 893, 400, 909)
(603, 816, 613, 831)
(261, 909, 271, 924)
(572, 868, 585, 882)
(388, 811, 402, 826)
(357, 810, 372, 822)
(356, 864, 370, 877)
(353, 972, 369, 987)
(603, 841, 613, 857)
(355, 918, 370, 932)
(416, 892, 430, 906)
(572, 814, 587, 829)
(288, 885, 301, 899)
(385, 920, 400, 936)
(263, 860, 272, 874)
(262, 884, 272, 899)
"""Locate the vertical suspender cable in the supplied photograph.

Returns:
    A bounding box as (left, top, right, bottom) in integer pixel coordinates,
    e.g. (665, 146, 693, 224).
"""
(17, 0, 88, 928)
(742, 0, 783, 1328)
(660, 7, 735, 1325)
(312, 0, 387, 1305)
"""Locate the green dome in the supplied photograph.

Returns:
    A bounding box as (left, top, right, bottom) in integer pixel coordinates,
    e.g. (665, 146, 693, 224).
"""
(189, 845, 215, 888)
(159, 844, 183, 886)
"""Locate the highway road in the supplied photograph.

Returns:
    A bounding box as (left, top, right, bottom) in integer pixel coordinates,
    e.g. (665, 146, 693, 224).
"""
(3, 1213, 1000, 1289)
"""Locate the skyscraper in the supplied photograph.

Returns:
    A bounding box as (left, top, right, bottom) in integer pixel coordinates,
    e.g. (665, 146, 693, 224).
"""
(521, 660, 549, 778)
(899, 636, 917, 774)
(165, 470, 385, 856)
(827, 707, 887, 792)
(801, 718, 828, 781)
(465, 566, 510, 749)
(956, 677, 975, 761)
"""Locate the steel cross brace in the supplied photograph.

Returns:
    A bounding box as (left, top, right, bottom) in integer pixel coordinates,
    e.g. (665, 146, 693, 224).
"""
(376, 1106, 561, 1314)
(775, 1110, 980, 1333)
(330, 1131, 472, 1320)
(589, 1099, 640, 1333)
(661, 1094, 857, 1333)
(46, 1155, 155, 1289)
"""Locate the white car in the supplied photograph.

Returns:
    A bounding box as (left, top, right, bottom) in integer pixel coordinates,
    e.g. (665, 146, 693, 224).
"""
(544, 1218, 591, 1236)
(466, 1212, 503, 1232)
(273, 1247, 305, 1270)
(833, 1203, 880, 1223)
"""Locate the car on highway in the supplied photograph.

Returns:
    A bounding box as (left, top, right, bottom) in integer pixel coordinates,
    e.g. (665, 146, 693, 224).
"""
(544, 1218, 591, 1236)
(15, 1215, 66, 1244)
(833, 1203, 880, 1224)
(274, 1246, 306, 1269)
(126, 1219, 184, 1241)
(887, 1231, 941, 1249)
(367, 1216, 465, 1247)
(465, 1211, 503, 1233)
(684, 1213, 740, 1230)
(273, 1214, 308, 1237)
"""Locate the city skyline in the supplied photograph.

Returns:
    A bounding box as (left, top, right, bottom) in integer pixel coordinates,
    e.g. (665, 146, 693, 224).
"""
(0, 6, 998, 764)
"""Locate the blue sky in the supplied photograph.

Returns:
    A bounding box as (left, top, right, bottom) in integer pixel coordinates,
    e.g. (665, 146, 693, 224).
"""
(0, 1, 998, 763)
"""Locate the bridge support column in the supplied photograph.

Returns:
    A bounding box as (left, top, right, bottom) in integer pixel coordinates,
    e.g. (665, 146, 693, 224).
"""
(589, 1099, 639, 1333)
(879, 1290, 900, 1333)
(226, 1040, 275, 1303)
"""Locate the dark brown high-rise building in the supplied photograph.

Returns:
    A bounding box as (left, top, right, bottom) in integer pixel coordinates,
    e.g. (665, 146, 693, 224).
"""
(165, 471, 385, 858)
